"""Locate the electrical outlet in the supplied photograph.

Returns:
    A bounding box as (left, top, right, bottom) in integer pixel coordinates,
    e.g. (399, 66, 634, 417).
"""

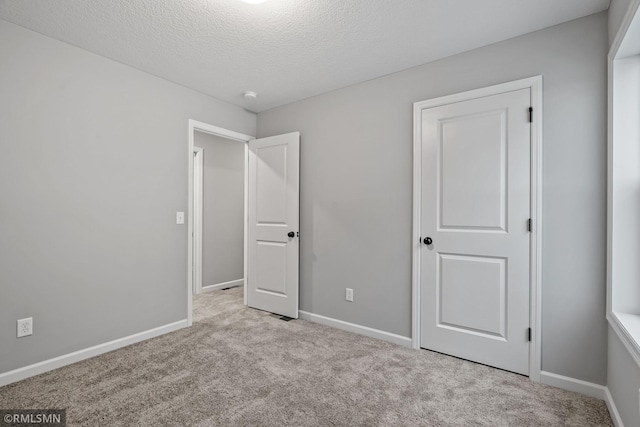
(346, 288, 353, 302)
(17, 317, 33, 338)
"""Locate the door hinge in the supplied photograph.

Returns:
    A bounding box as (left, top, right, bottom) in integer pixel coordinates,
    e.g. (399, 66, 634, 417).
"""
(528, 327, 532, 342)
(528, 107, 533, 123)
(527, 218, 532, 232)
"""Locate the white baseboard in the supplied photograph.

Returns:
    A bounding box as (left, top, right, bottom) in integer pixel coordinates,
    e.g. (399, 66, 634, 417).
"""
(298, 310, 412, 348)
(201, 278, 244, 293)
(0, 319, 189, 388)
(540, 372, 622, 426)
(540, 371, 606, 400)
(604, 387, 625, 427)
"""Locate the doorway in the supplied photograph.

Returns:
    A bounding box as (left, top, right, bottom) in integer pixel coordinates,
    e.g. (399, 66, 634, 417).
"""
(412, 77, 542, 380)
(193, 132, 246, 294)
(187, 121, 301, 324)
(187, 120, 253, 326)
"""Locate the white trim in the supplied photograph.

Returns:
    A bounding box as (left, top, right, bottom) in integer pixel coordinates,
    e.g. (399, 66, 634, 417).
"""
(541, 372, 624, 425)
(540, 371, 606, 400)
(411, 76, 543, 382)
(607, 47, 613, 323)
(193, 146, 204, 295)
(604, 387, 625, 427)
(299, 310, 412, 348)
(412, 77, 542, 110)
(0, 320, 188, 387)
(606, 6, 640, 425)
(607, 0, 640, 370)
(529, 76, 543, 383)
(411, 89, 422, 350)
(187, 120, 254, 326)
(609, 0, 640, 61)
(608, 313, 640, 368)
(201, 278, 244, 293)
(190, 120, 257, 143)
(244, 143, 249, 306)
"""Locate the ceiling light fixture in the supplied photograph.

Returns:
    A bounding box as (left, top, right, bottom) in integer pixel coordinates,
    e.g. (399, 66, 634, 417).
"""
(240, 0, 267, 4)
(243, 91, 258, 100)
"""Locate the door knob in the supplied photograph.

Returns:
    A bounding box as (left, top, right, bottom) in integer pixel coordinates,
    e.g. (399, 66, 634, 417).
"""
(423, 237, 433, 245)
(288, 231, 295, 238)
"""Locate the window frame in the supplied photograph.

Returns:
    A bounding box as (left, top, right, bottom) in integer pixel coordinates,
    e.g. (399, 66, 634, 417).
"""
(607, 0, 640, 368)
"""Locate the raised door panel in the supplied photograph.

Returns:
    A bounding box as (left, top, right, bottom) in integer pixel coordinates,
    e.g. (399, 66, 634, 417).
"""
(439, 111, 507, 232)
(255, 241, 287, 296)
(256, 145, 288, 225)
(438, 254, 506, 339)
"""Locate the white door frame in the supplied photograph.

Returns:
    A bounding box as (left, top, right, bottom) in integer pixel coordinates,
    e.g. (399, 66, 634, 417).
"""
(187, 119, 254, 326)
(193, 146, 204, 295)
(411, 76, 543, 382)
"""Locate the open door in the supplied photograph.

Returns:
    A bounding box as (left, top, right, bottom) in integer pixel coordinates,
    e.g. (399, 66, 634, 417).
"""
(247, 132, 300, 318)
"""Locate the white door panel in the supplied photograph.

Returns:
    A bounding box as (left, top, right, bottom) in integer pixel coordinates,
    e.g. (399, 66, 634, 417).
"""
(255, 241, 287, 295)
(420, 88, 530, 375)
(439, 111, 507, 230)
(255, 145, 288, 223)
(438, 254, 506, 338)
(248, 132, 300, 318)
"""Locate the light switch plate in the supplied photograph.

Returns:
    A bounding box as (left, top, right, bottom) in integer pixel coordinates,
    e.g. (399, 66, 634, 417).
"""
(346, 288, 353, 302)
(176, 212, 184, 224)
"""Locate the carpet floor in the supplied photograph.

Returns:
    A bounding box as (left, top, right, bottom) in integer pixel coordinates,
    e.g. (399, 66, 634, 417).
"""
(0, 287, 612, 426)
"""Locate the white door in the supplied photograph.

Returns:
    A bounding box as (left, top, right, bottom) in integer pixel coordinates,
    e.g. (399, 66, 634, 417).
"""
(247, 132, 300, 318)
(420, 88, 531, 375)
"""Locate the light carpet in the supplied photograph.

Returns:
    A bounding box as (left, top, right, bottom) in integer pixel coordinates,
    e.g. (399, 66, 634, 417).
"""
(0, 287, 612, 426)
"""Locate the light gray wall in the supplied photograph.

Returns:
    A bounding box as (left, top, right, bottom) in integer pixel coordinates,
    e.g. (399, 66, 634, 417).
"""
(609, 0, 635, 45)
(608, 328, 640, 427)
(258, 13, 608, 384)
(194, 132, 245, 286)
(0, 20, 255, 374)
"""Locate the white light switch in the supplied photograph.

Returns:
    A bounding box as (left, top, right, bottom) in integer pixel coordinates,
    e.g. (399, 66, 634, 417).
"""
(346, 288, 353, 302)
(176, 212, 184, 224)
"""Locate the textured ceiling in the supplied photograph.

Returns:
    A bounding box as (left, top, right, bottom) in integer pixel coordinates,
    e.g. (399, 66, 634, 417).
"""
(0, 0, 610, 113)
